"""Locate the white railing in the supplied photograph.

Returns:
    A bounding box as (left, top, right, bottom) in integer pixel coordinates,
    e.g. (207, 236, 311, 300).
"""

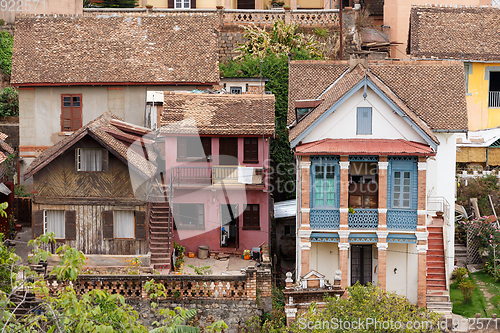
(427, 196, 451, 226)
(489, 91, 500, 108)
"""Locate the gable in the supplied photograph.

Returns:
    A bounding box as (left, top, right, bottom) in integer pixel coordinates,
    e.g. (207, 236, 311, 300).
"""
(299, 86, 433, 148)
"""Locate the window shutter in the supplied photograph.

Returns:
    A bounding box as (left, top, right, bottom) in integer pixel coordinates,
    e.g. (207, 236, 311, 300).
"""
(65, 210, 77, 240)
(33, 210, 44, 238)
(252, 205, 260, 229)
(103, 210, 114, 239)
(168, 0, 174, 7)
(72, 107, 82, 131)
(356, 107, 372, 135)
(201, 137, 211, 158)
(190, 0, 196, 8)
(177, 137, 187, 159)
(197, 204, 204, 228)
(135, 210, 147, 240)
(102, 149, 109, 172)
(244, 138, 258, 162)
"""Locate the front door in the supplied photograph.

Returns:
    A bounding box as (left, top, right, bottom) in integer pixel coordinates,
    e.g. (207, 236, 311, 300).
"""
(219, 138, 238, 165)
(351, 245, 372, 285)
(221, 204, 239, 248)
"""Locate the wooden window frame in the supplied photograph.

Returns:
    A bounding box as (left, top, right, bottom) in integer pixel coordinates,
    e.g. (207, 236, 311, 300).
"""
(61, 94, 82, 132)
(177, 137, 211, 161)
(75, 148, 109, 172)
(243, 137, 259, 163)
(43, 210, 65, 239)
(242, 204, 260, 230)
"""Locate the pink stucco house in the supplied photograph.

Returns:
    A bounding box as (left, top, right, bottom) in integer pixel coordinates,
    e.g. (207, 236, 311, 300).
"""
(157, 92, 275, 255)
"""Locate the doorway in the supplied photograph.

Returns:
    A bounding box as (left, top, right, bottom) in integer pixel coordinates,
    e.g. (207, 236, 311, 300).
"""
(221, 203, 239, 248)
(219, 138, 238, 165)
(351, 245, 372, 285)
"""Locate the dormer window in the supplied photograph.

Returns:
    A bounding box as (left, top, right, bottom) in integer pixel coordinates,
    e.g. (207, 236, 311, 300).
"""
(295, 99, 323, 123)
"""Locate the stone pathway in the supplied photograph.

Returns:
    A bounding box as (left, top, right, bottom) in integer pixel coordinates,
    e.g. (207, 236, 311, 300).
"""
(472, 276, 496, 313)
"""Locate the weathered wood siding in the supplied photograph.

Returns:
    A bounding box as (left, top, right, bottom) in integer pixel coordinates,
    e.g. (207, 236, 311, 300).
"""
(32, 203, 148, 255)
(33, 135, 146, 200)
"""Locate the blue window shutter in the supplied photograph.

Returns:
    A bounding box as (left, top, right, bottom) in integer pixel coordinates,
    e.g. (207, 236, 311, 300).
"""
(412, 161, 418, 209)
(356, 107, 372, 135)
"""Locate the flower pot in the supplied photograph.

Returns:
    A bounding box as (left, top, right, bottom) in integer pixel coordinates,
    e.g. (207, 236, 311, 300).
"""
(244, 255, 251, 260)
(436, 211, 444, 217)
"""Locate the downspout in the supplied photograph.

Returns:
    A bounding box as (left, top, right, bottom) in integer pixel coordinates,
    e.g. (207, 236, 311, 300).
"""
(296, 155, 301, 281)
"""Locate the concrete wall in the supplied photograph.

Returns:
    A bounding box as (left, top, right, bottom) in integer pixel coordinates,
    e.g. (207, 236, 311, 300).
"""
(0, 0, 83, 24)
(385, 243, 418, 304)
(302, 88, 427, 144)
(466, 62, 500, 131)
(384, 0, 489, 58)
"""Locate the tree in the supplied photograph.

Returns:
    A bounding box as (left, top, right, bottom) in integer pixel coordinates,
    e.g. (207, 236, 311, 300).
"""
(220, 20, 326, 202)
(0, 233, 227, 332)
(0, 31, 12, 76)
(0, 87, 19, 117)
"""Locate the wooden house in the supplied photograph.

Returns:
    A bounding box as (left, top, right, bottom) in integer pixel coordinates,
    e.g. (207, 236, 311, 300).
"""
(24, 111, 158, 255)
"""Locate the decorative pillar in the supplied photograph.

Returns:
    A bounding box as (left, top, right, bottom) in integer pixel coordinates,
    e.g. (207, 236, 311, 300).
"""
(300, 240, 311, 276)
(224, 0, 231, 9)
(255, 0, 263, 9)
(417, 158, 427, 230)
(285, 308, 298, 326)
(376, 232, 388, 290)
(378, 157, 388, 231)
(339, 156, 349, 229)
(338, 230, 350, 290)
(417, 243, 428, 307)
(289, 0, 297, 10)
(300, 157, 311, 230)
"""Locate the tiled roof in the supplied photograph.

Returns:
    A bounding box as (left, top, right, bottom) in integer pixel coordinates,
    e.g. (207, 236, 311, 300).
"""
(295, 138, 435, 156)
(159, 92, 275, 136)
(24, 111, 157, 180)
(12, 14, 219, 85)
(288, 60, 468, 143)
(408, 6, 500, 61)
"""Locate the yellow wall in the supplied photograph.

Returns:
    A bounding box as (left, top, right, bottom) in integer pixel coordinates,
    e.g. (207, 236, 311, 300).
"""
(197, 0, 217, 7)
(466, 62, 500, 131)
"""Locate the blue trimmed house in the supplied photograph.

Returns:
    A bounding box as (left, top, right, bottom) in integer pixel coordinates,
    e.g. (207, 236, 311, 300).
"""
(286, 59, 468, 314)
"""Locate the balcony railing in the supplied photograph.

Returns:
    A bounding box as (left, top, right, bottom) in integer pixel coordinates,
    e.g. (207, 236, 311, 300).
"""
(489, 91, 500, 108)
(348, 209, 378, 229)
(387, 210, 417, 230)
(310, 209, 340, 229)
(172, 166, 263, 186)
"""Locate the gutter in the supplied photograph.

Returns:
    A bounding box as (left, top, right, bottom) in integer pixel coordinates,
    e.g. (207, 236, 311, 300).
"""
(432, 129, 468, 133)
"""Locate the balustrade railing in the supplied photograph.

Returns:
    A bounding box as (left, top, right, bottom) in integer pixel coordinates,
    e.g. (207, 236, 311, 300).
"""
(310, 209, 340, 229)
(387, 210, 417, 230)
(489, 91, 500, 108)
(172, 166, 264, 186)
(348, 208, 378, 229)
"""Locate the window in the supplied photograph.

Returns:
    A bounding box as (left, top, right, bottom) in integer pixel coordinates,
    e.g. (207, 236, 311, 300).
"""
(244, 138, 258, 163)
(61, 94, 82, 131)
(356, 107, 372, 135)
(465, 63, 472, 94)
(44, 210, 65, 238)
(113, 210, 135, 238)
(174, 203, 204, 229)
(489, 71, 500, 108)
(177, 137, 211, 160)
(348, 162, 378, 208)
(230, 87, 242, 94)
(243, 204, 259, 230)
(76, 148, 104, 171)
(175, 0, 190, 8)
(392, 171, 411, 208)
(295, 108, 311, 122)
(313, 164, 335, 207)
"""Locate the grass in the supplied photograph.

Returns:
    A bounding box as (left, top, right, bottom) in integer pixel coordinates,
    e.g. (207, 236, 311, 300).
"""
(450, 276, 487, 318)
(471, 271, 500, 317)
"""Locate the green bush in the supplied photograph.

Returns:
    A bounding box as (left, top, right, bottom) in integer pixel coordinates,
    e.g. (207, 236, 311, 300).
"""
(457, 174, 499, 216)
(453, 267, 469, 282)
(0, 87, 18, 117)
(14, 184, 30, 197)
(0, 31, 12, 76)
(458, 279, 476, 303)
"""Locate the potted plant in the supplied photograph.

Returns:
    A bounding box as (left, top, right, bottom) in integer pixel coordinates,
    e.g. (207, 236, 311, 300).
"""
(173, 242, 185, 273)
(271, 0, 285, 8)
(146, 4, 153, 8)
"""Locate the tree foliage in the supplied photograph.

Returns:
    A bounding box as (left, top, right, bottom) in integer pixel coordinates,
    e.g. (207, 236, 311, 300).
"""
(0, 87, 19, 117)
(457, 174, 500, 217)
(0, 31, 12, 76)
(220, 20, 326, 201)
(1, 233, 227, 332)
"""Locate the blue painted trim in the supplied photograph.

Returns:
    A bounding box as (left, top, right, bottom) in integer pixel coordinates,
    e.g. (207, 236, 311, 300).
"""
(349, 155, 379, 162)
(388, 158, 418, 210)
(310, 156, 339, 209)
(348, 233, 378, 243)
(310, 232, 340, 242)
(349, 233, 378, 238)
(290, 78, 438, 151)
(387, 234, 417, 244)
(484, 66, 500, 80)
(387, 234, 416, 240)
(310, 232, 339, 238)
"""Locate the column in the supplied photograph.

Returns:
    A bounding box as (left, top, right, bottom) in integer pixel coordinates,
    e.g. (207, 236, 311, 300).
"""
(289, 0, 297, 9)
(255, 0, 262, 9)
(417, 157, 427, 231)
(224, 0, 231, 9)
(376, 231, 388, 290)
(378, 157, 388, 231)
(300, 157, 311, 230)
(417, 243, 427, 307)
(339, 156, 349, 230)
(300, 241, 311, 275)
(338, 230, 350, 290)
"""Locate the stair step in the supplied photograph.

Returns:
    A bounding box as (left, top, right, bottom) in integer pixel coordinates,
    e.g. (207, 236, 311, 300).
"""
(427, 285, 447, 291)
(427, 267, 446, 274)
(427, 279, 446, 286)
(427, 295, 450, 302)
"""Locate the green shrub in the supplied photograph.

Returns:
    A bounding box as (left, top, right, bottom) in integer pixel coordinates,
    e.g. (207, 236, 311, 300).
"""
(458, 279, 476, 302)
(14, 184, 31, 197)
(0, 31, 12, 75)
(454, 267, 469, 282)
(0, 87, 18, 117)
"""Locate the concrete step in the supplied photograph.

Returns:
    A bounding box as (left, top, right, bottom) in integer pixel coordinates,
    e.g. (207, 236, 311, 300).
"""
(427, 294, 450, 302)
(428, 267, 446, 274)
(427, 285, 447, 291)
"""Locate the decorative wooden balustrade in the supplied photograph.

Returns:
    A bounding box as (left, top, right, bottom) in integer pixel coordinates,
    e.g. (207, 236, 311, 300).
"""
(44, 267, 271, 301)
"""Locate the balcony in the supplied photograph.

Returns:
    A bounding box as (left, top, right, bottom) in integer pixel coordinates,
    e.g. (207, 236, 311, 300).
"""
(310, 209, 340, 230)
(348, 209, 378, 229)
(489, 91, 500, 108)
(171, 166, 264, 187)
(387, 210, 417, 230)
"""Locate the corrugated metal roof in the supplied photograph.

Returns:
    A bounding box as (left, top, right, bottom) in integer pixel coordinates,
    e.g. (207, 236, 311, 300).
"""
(295, 139, 434, 156)
(274, 199, 296, 219)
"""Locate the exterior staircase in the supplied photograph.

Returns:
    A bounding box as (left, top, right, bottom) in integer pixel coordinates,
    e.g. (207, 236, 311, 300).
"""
(455, 243, 467, 267)
(426, 225, 452, 315)
(149, 195, 173, 272)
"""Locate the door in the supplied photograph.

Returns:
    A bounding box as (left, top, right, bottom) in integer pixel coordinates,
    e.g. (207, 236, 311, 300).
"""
(351, 245, 372, 285)
(237, 0, 254, 9)
(219, 138, 238, 165)
(221, 204, 239, 248)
